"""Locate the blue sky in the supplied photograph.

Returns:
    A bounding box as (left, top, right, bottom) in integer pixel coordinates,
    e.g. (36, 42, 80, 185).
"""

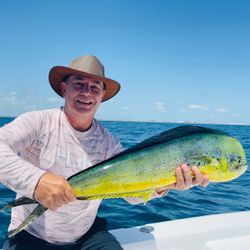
(0, 0, 249, 124)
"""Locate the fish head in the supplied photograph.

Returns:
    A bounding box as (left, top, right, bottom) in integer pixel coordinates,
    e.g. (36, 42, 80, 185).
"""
(198, 137, 248, 182)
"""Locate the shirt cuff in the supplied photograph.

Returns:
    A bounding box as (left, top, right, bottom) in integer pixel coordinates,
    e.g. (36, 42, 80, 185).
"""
(21, 169, 47, 199)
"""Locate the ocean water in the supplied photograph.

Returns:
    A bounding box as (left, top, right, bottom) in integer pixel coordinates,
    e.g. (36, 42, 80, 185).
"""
(0, 118, 250, 247)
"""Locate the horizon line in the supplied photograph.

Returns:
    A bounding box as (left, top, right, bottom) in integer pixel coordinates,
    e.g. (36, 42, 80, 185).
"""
(0, 116, 249, 127)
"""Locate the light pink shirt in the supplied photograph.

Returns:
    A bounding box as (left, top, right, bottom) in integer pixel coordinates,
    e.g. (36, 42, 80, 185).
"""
(0, 107, 164, 243)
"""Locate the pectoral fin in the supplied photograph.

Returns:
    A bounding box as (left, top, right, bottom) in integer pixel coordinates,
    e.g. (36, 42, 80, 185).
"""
(190, 155, 220, 168)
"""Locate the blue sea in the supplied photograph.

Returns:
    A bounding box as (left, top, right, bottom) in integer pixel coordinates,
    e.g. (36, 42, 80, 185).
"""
(0, 117, 250, 248)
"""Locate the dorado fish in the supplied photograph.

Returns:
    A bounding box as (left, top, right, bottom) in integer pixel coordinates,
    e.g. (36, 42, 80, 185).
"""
(1, 125, 247, 238)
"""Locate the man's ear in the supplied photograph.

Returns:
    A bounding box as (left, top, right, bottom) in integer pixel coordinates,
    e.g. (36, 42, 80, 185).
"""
(102, 90, 106, 100)
(61, 82, 66, 97)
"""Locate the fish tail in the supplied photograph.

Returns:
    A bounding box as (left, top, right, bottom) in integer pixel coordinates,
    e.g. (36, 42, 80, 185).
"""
(8, 204, 47, 238)
(0, 197, 38, 211)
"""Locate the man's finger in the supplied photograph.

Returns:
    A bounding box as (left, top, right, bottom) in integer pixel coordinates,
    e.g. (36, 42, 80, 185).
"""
(176, 166, 186, 190)
(201, 175, 209, 187)
(181, 164, 193, 187)
(192, 166, 203, 185)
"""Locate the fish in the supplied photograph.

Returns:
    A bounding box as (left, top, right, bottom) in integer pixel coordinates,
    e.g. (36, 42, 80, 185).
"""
(1, 125, 247, 238)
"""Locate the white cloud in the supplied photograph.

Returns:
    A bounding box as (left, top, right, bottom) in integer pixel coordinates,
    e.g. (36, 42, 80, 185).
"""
(180, 108, 188, 112)
(24, 105, 37, 111)
(155, 101, 166, 112)
(232, 114, 240, 117)
(123, 106, 129, 110)
(9, 91, 17, 96)
(0, 91, 17, 106)
(47, 97, 59, 103)
(214, 108, 229, 113)
(188, 104, 209, 111)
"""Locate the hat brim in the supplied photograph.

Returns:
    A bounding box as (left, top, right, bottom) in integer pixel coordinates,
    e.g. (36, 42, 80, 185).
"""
(49, 66, 121, 102)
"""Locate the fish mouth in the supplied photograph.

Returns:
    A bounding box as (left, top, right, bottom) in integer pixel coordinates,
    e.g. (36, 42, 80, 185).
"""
(239, 164, 248, 174)
(232, 164, 248, 180)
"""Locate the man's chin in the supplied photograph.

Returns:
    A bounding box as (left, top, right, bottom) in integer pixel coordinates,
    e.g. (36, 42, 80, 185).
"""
(74, 105, 97, 114)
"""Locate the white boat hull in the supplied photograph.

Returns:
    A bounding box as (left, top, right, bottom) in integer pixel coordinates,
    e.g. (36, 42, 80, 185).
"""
(111, 211, 250, 250)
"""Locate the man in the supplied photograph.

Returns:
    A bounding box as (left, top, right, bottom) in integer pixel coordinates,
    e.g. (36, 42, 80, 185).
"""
(0, 55, 209, 249)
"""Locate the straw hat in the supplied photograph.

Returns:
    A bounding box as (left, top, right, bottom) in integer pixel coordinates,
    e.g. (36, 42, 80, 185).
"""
(49, 55, 121, 102)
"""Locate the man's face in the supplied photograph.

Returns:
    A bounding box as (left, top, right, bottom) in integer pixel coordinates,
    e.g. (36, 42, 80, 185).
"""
(61, 75, 105, 116)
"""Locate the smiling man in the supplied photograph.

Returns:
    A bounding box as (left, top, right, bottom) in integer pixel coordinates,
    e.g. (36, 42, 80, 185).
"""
(0, 55, 209, 250)
(61, 75, 106, 131)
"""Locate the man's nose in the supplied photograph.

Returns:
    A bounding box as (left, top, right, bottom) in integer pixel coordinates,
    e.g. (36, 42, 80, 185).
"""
(80, 84, 91, 95)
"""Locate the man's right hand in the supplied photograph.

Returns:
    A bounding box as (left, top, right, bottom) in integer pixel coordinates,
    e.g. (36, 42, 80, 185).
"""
(33, 172, 76, 210)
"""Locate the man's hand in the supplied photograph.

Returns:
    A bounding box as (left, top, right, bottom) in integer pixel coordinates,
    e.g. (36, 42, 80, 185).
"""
(34, 172, 76, 210)
(156, 164, 209, 194)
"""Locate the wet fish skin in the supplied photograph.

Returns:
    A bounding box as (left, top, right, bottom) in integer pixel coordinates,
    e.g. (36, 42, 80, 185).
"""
(68, 128, 247, 199)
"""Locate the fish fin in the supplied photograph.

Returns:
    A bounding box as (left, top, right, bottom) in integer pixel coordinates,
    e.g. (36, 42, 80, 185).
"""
(191, 155, 216, 164)
(115, 126, 228, 156)
(191, 156, 220, 176)
(0, 197, 37, 211)
(77, 190, 155, 202)
(142, 190, 155, 204)
(190, 155, 220, 168)
(8, 204, 47, 238)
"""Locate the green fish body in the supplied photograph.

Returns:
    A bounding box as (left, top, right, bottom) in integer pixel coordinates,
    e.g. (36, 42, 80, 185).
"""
(69, 125, 247, 200)
(1, 125, 247, 237)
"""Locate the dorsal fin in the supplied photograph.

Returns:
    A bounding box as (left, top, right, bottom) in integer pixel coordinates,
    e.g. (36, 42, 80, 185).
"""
(119, 125, 227, 156)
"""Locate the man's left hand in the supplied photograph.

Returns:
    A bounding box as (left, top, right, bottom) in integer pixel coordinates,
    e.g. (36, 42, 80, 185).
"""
(156, 163, 209, 194)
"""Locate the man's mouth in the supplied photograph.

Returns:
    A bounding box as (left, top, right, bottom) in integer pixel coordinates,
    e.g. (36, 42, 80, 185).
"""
(76, 100, 93, 105)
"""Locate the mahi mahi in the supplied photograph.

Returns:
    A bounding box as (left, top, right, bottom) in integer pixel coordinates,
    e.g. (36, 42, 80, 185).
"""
(1, 125, 248, 238)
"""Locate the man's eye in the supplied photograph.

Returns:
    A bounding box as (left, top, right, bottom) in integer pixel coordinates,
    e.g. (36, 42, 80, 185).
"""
(91, 85, 102, 91)
(74, 83, 82, 88)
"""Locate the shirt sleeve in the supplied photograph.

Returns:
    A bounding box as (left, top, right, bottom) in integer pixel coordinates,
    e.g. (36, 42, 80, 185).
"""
(0, 112, 46, 199)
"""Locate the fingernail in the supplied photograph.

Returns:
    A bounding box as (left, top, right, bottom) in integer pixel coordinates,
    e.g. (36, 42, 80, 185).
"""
(181, 164, 188, 170)
(192, 166, 198, 171)
(176, 166, 181, 173)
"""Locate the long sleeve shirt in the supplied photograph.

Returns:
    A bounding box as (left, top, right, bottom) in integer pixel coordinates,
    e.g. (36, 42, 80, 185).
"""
(0, 107, 165, 243)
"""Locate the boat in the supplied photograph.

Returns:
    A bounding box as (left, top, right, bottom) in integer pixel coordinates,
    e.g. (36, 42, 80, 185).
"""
(111, 211, 250, 250)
